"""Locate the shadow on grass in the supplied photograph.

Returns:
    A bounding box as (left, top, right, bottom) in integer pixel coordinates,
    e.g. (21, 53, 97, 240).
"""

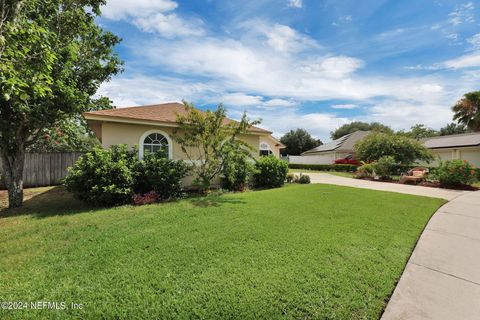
(0, 186, 100, 219)
(188, 194, 247, 208)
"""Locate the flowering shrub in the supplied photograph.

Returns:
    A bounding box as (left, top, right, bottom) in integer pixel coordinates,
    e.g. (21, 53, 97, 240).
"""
(434, 160, 477, 186)
(133, 191, 160, 205)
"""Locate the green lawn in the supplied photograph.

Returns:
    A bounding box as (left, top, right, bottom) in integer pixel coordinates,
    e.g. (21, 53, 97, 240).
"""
(0, 185, 444, 319)
(289, 168, 356, 178)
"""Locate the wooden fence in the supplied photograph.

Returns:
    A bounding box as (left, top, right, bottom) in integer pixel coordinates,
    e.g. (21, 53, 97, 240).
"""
(0, 152, 84, 189)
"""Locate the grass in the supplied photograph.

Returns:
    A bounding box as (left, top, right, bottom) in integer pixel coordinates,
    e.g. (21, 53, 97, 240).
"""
(289, 169, 356, 178)
(0, 185, 444, 319)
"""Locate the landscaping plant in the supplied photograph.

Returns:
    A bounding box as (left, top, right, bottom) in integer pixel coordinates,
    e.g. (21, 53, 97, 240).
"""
(298, 174, 311, 184)
(434, 160, 477, 187)
(254, 155, 289, 188)
(174, 102, 259, 192)
(133, 153, 190, 199)
(64, 145, 137, 206)
(372, 156, 396, 179)
(221, 145, 254, 191)
(354, 132, 433, 165)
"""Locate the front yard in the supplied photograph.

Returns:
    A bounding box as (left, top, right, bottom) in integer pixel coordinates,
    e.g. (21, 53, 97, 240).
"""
(0, 185, 444, 319)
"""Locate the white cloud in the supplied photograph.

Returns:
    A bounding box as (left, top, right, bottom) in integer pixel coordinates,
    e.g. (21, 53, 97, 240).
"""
(448, 2, 475, 25)
(331, 104, 358, 109)
(287, 0, 302, 8)
(467, 33, 480, 50)
(443, 52, 480, 69)
(299, 56, 364, 78)
(264, 24, 317, 54)
(101, 0, 204, 37)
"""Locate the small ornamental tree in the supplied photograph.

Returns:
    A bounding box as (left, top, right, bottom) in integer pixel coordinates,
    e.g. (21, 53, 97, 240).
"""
(354, 132, 433, 165)
(174, 102, 260, 192)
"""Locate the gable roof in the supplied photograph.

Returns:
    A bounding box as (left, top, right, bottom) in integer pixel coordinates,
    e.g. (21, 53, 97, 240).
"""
(301, 130, 371, 155)
(422, 132, 480, 149)
(83, 102, 271, 134)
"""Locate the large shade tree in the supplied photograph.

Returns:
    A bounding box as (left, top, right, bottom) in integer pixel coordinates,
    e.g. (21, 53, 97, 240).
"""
(452, 91, 480, 132)
(280, 128, 322, 155)
(0, 0, 122, 208)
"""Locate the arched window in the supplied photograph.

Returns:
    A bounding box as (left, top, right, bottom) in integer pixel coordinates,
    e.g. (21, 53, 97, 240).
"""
(139, 130, 172, 159)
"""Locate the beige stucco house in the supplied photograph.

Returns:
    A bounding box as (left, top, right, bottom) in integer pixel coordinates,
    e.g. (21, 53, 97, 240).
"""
(83, 102, 285, 161)
(422, 132, 480, 167)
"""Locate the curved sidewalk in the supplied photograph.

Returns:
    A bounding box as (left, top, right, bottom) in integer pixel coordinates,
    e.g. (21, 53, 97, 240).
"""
(381, 190, 480, 320)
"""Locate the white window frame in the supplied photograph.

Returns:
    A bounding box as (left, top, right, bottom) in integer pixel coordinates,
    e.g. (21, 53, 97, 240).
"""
(259, 142, 273, 156)
(138, 129, 173, 160)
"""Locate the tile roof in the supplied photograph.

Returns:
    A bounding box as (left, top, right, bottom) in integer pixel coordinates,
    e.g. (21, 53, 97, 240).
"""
(83, 102, 271, 134)
(422, 132, 480, 149)
(301, 130, 371, 154)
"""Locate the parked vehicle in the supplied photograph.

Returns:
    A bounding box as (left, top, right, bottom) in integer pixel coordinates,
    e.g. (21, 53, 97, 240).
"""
(334, 155, 359, 165)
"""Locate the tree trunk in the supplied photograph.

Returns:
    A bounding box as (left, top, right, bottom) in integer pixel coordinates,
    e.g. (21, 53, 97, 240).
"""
(0, 149, 25, 208)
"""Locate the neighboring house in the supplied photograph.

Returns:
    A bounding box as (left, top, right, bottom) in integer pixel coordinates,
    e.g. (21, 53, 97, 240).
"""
(291, 130, 480, 167)
(83, 102, 285, 160)
(289, 131, 370, 165)
(422, 132, 480, 167)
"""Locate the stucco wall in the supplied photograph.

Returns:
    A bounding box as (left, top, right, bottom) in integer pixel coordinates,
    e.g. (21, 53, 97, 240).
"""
(100, 122, 263, 160)
(289, 152, 351, 165)
(429, 148, 480, 167)
(259, 136, 282, 157)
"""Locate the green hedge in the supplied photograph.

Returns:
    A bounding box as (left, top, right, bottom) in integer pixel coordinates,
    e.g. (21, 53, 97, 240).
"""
(288, 164, 358, 172)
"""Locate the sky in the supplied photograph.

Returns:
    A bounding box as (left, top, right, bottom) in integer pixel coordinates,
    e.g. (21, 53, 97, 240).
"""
(97, 0, 480, 141)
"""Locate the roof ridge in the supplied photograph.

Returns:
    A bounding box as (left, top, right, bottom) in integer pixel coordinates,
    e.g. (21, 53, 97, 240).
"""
(423, 131, 480, 140)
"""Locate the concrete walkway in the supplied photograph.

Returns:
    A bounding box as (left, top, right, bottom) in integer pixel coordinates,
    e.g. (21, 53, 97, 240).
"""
(304, 172, 480, 319)
(306, 173, 466, 200)
(382, 190, 480, 320)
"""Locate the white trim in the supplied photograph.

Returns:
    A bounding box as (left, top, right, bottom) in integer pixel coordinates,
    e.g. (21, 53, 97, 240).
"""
(139, 129, 173, 160)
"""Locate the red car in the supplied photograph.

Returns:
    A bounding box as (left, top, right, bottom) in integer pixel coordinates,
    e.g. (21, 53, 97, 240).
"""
(334, 155, 359, 165)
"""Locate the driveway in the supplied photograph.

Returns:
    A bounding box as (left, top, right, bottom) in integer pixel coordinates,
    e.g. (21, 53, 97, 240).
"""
(304, 172, 479, 319)
(306, 173, 466, 200)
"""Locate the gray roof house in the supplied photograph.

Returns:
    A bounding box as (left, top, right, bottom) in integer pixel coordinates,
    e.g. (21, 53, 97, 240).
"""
(301, 130, 370, 156)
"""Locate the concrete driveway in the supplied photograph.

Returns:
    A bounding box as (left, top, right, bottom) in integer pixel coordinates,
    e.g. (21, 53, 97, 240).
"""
(306, 173, 466, 200)
(302, 172, 479, 319)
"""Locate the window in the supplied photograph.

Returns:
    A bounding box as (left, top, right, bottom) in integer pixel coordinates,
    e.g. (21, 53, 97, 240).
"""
(259, 142, 273, 157)
(140, 131, 171, 159)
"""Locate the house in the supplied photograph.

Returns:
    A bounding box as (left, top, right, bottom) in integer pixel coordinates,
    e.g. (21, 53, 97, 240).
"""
(83, 102, 285, 160)
(289, 131, 370, 165)
(422, 132, 480, 167)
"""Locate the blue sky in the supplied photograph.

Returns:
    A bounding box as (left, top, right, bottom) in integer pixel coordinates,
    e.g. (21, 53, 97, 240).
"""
(98, 0, 480, 141)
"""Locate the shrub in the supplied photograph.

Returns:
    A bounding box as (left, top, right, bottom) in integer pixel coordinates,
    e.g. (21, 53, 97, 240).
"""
(372, 156, 396, 179)
(298, 174, 311, 184)
(221, 147, 254, 191)
(64, 145, 138, 206)
(254, 155, 289, 188)
(133, 153, 190, 199)
(356, 163, 375, 179)
(434, 160, 477, 186)
(286, 173, 295, 183)
(354, 132, 433, 165)
(288, 163, 358, 172)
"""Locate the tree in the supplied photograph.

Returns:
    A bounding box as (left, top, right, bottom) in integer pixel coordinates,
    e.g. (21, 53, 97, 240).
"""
(397, 124, 438, 140)
(354, 132, 433, 165)
(452, 91, 480, 132)
(439, 122, 468, 136)
(0, 0, 122, 208)
(280, 128, 322, 155)
(330, 121, 393, 140)
(26, 119, 100, 152)
(174, 102, 260, 192)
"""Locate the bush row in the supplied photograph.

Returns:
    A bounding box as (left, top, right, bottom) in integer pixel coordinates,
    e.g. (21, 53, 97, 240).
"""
(64, 146, 189, 206)
(288, 163, 358, 172)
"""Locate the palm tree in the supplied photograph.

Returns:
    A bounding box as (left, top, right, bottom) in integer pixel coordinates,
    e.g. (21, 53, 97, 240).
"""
(452, 91, 480, 132)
